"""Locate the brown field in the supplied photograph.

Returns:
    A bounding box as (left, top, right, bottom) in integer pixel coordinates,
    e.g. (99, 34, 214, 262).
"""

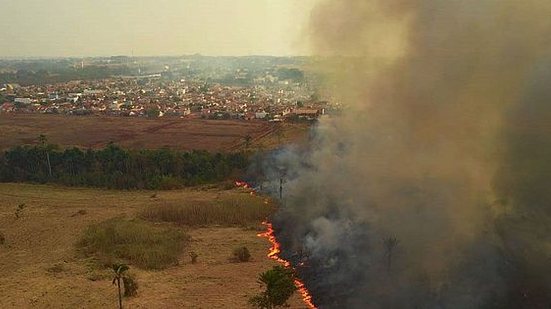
(0, 183, 308, 308)
(0, 114, 310, 152)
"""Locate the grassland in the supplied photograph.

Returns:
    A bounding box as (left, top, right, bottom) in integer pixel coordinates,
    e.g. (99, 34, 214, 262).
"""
(140, 195, 274, 227)
(0, 183, 307, 308)
(78, 218, 189, 270)
(0, 113, 310, 152)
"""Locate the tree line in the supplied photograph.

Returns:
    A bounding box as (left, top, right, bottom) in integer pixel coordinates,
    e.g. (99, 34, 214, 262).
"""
(0, 66, 133, 86)
(0, 143, 248, 190)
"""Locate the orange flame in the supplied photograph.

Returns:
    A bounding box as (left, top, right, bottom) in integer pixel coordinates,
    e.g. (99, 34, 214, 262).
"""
(235, 180, 255, 196)
(235, 180, 317, 308)
(258, 221, 317, 309)
(235, 180, 250, 189)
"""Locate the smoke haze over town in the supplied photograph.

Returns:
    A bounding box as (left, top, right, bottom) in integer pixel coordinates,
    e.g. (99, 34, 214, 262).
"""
(1, 1, 551, 308)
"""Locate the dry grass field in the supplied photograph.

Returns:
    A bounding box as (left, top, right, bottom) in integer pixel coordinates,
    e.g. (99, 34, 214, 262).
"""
(0, 114, 310, 152)
(0, 183, 307, 308)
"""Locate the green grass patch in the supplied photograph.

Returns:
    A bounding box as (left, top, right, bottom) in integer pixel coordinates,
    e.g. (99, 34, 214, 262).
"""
(140, 196, 274, 227)
(77, 218, 189, 270)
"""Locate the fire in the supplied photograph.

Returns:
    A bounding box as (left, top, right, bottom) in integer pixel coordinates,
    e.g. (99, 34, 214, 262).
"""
(258, 221, 317, 309)
(235, 180, 255, 196)
(235, 180, 250, 189)
(234, 180, 317, 308)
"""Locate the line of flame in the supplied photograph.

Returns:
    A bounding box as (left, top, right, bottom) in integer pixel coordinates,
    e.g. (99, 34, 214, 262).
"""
(258, 221, 317, 309)
(235, 180, 317, 308)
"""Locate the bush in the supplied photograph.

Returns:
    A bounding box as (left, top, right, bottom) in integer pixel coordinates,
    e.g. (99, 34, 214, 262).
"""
(123, 273, 139, 297)
(249, 266, 297, 309)
(233, 246, 251, 262)
(189, 251, 199, 264)
(77, 218, 189, 270)
(140, 196, 274, 227)
(0, 231, 5, 245)
(155, 175, 182, 190)
(15, 203, 26, 219)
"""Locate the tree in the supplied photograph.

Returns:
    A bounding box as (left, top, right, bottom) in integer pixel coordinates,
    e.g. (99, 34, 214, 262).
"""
(244, 135, 252, 150)
(146, 108, 160, 118)
(38, 134, 52, 177)
(249, 266, 297, 309)
(112, 264, 130, 309)
(383, 236, 399, 272)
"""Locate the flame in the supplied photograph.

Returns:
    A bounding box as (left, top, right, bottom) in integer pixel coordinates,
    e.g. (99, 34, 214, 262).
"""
(235, 180, 255, 196)
(258, 221, 317, 309)
(235, 180, 250, 189)
(234, 180, 317, 308)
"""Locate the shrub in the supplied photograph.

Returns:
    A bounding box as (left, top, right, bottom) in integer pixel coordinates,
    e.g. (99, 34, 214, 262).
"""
(0, 231, 5, 245)
(77, 218, 189, 270)
(155, 175, 182, 190)
(123, 273, 139, 297)
(15, 203, 26, 219)
(233, 246, 251, 262)
(189, 251, 199, 264)
(140, 196, 274, 227)
(249, 266, 297, 309)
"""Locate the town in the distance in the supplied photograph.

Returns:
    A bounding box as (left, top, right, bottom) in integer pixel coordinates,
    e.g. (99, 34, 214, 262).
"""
(0, 56, 335, 121)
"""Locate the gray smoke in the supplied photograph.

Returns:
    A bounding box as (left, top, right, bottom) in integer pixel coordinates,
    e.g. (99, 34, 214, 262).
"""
(260, 1, 551, 308)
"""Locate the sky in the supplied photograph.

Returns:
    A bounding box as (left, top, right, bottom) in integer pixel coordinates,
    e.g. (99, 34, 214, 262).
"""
(0, 0, 318, 58)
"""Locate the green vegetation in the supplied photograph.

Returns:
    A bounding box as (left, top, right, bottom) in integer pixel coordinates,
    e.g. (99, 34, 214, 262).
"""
(0, 65, 133, 86)
(140, 197, 274, 227)
(276, 67, 304, 82)
(249, 266, 297, 309)
(122, 272, 138, 297)
(232, 246, 251, 263)
(0, 143, 248, 189)
(112, 263, 138, 309)
(146, 108, 160, 118)
(77, 218, 189, 270)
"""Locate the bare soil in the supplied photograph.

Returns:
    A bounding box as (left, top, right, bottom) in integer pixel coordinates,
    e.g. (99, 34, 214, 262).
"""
(0, 183, 307, 308)
(0, 114, 309, 152)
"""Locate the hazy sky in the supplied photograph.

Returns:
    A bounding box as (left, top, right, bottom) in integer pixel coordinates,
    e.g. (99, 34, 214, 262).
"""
(0, 0, 317, 57)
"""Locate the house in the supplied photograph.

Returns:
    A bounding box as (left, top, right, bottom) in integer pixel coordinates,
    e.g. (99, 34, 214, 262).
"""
(14, 97, 32, 105)
(292, 108, 322, 117)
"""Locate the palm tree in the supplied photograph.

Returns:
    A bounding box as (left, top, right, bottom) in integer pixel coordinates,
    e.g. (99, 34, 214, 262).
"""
(112, 264, 129, 309)
(383, 236, 399, 272)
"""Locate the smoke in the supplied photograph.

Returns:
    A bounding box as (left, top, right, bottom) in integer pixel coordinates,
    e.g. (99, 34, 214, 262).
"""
(260, 1, 551, 308)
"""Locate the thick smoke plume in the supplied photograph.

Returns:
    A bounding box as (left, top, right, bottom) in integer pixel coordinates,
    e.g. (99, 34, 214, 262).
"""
(261, 1, 551, 308)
